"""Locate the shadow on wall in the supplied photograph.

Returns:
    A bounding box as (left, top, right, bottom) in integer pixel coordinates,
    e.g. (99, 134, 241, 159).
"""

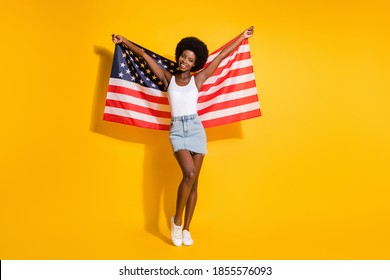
(91, 45, 243, 244)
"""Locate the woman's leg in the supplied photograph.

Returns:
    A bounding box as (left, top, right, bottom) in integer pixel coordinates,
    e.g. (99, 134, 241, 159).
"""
(173, 150, 203, 226)
(183, 153, 204, 231)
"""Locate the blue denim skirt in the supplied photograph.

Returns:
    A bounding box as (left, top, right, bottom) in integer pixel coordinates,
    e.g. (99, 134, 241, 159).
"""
(169, 114, 207, 155)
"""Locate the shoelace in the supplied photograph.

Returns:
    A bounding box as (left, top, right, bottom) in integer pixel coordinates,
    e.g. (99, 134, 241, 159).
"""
(183, 231, 192, 241)
(172, 225, 182, 239)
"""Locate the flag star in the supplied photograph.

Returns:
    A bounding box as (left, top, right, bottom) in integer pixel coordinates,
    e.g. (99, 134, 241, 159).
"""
(152, 54, 156, 58)
(140, 80, 144, 84)
(126, 69, 130, 74)
(152, 75, 157, 80)
(118, 72, 124, 78)
(158, 60, 162, 64)
(122, 53, 127, 58)
(163, 65, 168, 68)
(146, 69, 151, 74)
(151, 84, 156, 87)
(140, 63, 145, 68)
(120, 62, 125, 68)
(140, 71, 144, 75)
(131, 76, 136, 81)
(158, 81, 163, 85)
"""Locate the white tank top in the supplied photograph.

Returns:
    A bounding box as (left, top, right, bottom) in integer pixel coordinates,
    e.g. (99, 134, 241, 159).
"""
(167, 76, 199, 117)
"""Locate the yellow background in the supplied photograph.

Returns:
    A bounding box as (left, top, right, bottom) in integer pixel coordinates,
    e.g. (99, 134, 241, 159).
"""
(1, 0, 389, 259)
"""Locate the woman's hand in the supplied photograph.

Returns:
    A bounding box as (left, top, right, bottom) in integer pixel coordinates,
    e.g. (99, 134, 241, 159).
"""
(243, 26, 254, 38)
(112, 34, 125, 44)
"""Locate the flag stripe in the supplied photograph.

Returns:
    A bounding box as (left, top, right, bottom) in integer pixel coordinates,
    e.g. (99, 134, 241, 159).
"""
(200, 101, 261, 121)
(203, 43, 251, 67)
(200, 65, 255, 92)
(103, 113, 170, 130)
(109, 77, 167, 97)
(104, 106, 170, 125)
(105, 91, 170, 113)
(105, 99, 171, 118)
(107, 85, 168, 105)
(201, 109, 261, 128)
(199, 76, 257, 103)
(198, 87, 258, 111)
(203, 52, 253, 80)
(198, 94, 260, 116)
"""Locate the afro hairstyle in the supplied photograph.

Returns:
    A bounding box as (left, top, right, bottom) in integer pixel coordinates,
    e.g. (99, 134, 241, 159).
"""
(175, 37, 209, 72)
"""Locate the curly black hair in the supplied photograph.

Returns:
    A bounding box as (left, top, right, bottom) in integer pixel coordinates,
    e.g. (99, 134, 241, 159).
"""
(175, 37, 209, 72)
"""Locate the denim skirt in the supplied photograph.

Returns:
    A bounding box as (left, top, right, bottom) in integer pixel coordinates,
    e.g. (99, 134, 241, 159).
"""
(169, 114, 207, 155)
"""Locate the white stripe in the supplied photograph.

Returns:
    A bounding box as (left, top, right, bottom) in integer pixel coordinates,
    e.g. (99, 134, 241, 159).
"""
(206, 49, 250, 71)
(200, 73, 256, 96)
(104, 106, 171, 125)
(106, 92, 170, 112)
(202, 58, 254, 86)
(109, 78, 167, 98)
(197, 87, 258, 110)
(199, 102, 260, 121)
(206, 44, 250, 62)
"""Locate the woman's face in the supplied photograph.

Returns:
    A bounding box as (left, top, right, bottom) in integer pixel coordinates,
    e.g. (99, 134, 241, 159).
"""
(178, 50, 196, 71)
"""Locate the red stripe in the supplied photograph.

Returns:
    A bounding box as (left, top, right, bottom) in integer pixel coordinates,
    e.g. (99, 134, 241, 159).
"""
(202, 51, 252, 73)
(103, 113, 170, 130)
(208, 36, 246, 55)
(107, 85, 169, 105)
(198, 80, 257, 103)
(200, 66, 255, 92)
(198, 95, 260, 116)
(105, 99, 171, 118)
(202, 109, 261, 128)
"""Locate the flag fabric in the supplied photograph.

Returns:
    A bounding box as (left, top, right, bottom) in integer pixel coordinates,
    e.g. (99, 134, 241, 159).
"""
(103, 36, 261, 130)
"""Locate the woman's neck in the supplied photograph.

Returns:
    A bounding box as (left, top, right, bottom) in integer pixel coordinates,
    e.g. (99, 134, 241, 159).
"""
(175, 70, 191, 80)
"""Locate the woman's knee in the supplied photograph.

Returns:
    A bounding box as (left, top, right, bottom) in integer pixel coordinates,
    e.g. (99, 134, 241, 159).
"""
(183, 168, 196, 184)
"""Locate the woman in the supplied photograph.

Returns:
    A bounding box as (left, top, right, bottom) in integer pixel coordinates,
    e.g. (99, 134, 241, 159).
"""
(112, 26, 254, 246)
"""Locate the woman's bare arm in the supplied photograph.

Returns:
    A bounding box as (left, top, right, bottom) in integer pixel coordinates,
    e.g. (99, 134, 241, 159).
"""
(112, 34, 172, 87)
(194, 26, 254, 90)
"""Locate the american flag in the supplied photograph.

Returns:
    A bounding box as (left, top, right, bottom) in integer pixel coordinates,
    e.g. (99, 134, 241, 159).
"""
(103, 36, 261, 130)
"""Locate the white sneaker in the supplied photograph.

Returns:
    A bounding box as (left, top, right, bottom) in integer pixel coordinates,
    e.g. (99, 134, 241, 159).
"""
(171, 216, 183, 246)
(182, 230, 194, 246)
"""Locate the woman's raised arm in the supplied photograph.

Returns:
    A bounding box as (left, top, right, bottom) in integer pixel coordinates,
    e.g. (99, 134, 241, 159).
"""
(194, 26, 254, 89)
(112, 34, 172, 87)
